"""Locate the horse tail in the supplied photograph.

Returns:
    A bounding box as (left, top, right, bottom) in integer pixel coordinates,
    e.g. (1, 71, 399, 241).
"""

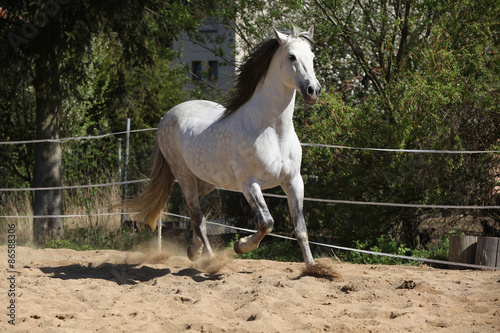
(121, 139, 175, 231)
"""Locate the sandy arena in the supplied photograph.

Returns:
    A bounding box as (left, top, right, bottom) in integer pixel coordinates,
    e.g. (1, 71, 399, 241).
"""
(1, 246, 499, 332)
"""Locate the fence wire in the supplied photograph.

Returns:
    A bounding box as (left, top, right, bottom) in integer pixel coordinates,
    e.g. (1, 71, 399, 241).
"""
(1, 128, 498, 154)
(0, 128, 156, 145)
(2, 179, 500, 209)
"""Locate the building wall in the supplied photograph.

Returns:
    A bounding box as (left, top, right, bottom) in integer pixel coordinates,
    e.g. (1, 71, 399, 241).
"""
(173, 20, 239, 95)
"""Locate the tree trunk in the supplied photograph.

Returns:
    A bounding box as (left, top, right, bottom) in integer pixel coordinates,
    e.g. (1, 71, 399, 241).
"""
(32, 47, 63, 247)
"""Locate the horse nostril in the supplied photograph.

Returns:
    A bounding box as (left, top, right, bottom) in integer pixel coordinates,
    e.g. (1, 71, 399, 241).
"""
(307, 86, 314, 96)
(317, 86, 322, 96)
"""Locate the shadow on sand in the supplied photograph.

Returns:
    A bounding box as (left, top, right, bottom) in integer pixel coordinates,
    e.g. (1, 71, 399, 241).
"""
(39, 263, 171, 285)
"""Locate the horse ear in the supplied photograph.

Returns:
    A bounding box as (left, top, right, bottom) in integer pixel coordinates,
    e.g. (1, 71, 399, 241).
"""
(307, 25, 314, 40)
(273, 27, 287, 45)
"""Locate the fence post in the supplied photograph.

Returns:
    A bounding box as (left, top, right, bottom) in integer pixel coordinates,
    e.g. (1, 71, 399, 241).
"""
(158, 216, 162, 253)
(448, 235, 478, 269)
(120, 119, 130, 228)
(117, 138, 122, 182)
(475, 237, 500, 268)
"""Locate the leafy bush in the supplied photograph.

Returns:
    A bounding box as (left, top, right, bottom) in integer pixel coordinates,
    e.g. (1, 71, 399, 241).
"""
(412, 234, 450, 263)
(340, 236, 412, 265)
(227, 235, 305, 262)
(339, 234, 450, 266)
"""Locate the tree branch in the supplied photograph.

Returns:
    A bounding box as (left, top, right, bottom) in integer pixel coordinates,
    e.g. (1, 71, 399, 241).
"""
(314, 0, 386, 97)
(396, 0, 412, 71)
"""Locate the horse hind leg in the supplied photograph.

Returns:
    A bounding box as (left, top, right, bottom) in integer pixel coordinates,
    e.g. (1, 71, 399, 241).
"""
(182, 179, 216, 261)
(186, 210, 212, 261)
(234, 182, 274, 254)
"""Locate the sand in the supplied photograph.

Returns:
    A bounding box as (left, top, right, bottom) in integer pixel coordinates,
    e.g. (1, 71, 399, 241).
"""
(1, 246, 499, 332)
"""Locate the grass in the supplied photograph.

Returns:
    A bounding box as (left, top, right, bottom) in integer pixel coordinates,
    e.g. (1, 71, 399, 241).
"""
(0, 191, 34, 245)
(0, 183, 127, 247)
(42, 226, 156, 251)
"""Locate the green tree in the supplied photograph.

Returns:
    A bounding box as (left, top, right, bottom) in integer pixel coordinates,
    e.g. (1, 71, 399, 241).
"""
(214, 0, 500, 247)
(0, 0, 205, 246)
(302, 0, 500, 246)
(2, 0, 498, 251)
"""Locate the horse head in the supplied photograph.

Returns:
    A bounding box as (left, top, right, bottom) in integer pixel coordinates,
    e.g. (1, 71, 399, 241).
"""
(273, 26, 322, 105)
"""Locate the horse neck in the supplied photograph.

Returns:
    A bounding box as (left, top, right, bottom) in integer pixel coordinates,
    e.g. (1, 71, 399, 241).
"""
(243, 70, 297, 137)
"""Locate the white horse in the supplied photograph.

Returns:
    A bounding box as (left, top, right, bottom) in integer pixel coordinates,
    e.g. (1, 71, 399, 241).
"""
(124, 27, 321, 266)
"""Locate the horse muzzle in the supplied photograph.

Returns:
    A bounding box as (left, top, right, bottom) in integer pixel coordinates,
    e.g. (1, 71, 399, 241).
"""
(299, 80, 322, 105)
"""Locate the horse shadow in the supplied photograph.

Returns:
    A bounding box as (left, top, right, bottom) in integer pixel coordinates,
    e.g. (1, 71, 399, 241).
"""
(173, 268, 224, 282)
(39, 263, 171, 285)
(38, 262, 225, 285)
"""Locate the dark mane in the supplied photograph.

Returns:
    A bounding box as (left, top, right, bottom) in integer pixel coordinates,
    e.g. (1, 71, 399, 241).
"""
(221, 37, 280, 119)
(220, 29, 314, 120)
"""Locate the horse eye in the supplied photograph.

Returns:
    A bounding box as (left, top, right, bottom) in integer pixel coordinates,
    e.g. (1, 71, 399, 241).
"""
(288, 54, 297, 61)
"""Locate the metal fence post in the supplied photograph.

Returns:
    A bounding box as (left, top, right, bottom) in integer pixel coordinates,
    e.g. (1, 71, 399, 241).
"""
(158, 216, 162, 253)
(120, 119, 130, 229)
(117, 138, 122, 183)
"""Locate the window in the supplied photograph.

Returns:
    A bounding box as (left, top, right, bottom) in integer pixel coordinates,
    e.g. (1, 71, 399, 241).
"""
(191, 61, 219, 81)
(192, 61, 202, 80)
(208, 61, 219, 80)
(198, 19, 218, 32)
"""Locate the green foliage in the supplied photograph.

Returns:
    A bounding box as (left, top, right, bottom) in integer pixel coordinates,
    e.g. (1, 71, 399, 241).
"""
(0, 0, 196, 190)
(42, 227, 155, 251)
(42, 239, 96, 251)
(0, 57, 36, 188)
(227, 235, 304, 262)
(1, 0, 499, 252)
(342, 236, 412, 265)
(412, 235, 450, 263)
(290, 0, 500, 247)
(340, 234, 450, 266)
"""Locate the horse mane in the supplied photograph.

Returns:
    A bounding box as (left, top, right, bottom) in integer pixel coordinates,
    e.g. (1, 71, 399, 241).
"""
(220, 28, 314, 120)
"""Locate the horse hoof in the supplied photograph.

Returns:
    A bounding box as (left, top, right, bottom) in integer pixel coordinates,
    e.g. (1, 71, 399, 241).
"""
(234, 236, 256, 254)
(187, 244, 202, 261)
(234, 240, 245, 254)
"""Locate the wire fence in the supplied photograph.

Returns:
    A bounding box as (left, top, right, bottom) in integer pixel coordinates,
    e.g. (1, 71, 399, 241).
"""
(0, 128, 156, 145)
(2, 178, 500, 209)
(1, 126, 499, 270)
(2, 127, 499, 207)
(2, 127, 499, 153)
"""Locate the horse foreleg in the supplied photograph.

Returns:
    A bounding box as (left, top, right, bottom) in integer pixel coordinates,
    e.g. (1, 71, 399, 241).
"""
(234, 182, 274, 254)
(282, 175, 316, 266)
